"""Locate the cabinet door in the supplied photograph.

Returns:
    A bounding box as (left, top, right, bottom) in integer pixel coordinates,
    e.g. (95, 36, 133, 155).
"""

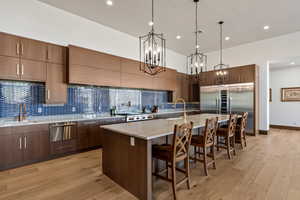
(0, 32, 20, 58)
(89, 123, 101, 147)
(46, 63, 67, 104)
(20, 38, 47, 62)
(77, 124, 90, 150)
(47, 44, 66, 65)
(20, 59, 46, 82)
(23, 132, 41, 163)
(39, 130, 50, 160)
(0, 56, 20, 80)
(0, 128, 23, 169)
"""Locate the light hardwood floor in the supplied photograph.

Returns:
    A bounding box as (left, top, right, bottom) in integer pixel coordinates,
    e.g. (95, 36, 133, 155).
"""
(0, 128, 300, 200)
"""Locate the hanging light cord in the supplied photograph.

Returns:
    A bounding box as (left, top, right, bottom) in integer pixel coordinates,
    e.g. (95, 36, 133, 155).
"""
(151, 0, 154, 32)
(220, 22, 223, 67)
(195, 1, 198, 54)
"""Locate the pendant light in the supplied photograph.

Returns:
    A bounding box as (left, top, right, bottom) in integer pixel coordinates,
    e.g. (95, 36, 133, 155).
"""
(139, 0, 166, 76)
(187, 0, 207, 78)
(214, 21, 229, 76)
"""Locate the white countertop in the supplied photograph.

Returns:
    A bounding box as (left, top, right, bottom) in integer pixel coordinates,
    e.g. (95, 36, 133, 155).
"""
(101, 114, 229, 140)
(0, 109, 200, 128)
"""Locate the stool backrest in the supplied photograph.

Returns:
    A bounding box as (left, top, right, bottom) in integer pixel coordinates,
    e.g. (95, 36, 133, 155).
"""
(228, 114, 237, 137)
(172, 122, 194, 161)
(203, 117, 219, 146)
(239, 112, 248, 134)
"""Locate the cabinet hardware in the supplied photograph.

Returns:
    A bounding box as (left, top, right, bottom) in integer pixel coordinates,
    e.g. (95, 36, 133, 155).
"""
(19, 137, 22, 149)
(16, 43, 20, 55)
(21, 64, 24, 75)
(48, 90, 50, 100)
(16, 64, 20, 75)
(21, 43, 24, 55)
(24, 136, 27, 149)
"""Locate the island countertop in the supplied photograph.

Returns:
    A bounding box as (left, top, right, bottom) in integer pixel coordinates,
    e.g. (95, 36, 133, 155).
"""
(101, 113, 230, 140)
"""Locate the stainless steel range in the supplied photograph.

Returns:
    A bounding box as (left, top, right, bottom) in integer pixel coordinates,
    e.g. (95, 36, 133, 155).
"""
(117, 112, 154, 122)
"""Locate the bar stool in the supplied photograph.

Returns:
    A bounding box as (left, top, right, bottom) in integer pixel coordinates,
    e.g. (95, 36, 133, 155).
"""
(235, 112, 248, 149)
(152, 121, 193, 200)
(191, 117, 218, 176)
(216, 114, 237, 159)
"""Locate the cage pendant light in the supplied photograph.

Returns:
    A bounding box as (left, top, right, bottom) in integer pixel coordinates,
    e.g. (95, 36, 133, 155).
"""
(139, 0, 166, 76)
(187, 0, 207, 78)
(214, 21, 229, 77)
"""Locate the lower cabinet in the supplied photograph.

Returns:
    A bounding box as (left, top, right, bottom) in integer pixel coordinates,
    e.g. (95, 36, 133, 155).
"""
(77, 121, 102, 150)
(0, 125, 50, 170)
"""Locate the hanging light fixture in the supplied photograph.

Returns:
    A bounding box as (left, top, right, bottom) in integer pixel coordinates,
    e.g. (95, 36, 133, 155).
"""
(214, 21, 229, 77)
(139, 0, 166, 76)
(187, 0, 207, 78)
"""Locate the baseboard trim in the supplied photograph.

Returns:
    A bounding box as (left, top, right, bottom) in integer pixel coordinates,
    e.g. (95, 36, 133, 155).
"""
(270, 124, 300, 131)
(259, 130, 269, 135)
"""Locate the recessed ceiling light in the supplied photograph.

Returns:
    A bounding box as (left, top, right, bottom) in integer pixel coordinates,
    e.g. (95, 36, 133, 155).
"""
(263, 25, 270, 30)
(290, 62, 295, 65)
(176, 35, 181, 40)
(106, 0, 113, 6)
(148, 21, 154, 26)
(225, 36, 230, 41)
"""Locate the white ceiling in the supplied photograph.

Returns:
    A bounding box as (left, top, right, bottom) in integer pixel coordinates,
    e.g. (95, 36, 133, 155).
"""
(38, 0, 300, 56)
(270, 57, 300, 69)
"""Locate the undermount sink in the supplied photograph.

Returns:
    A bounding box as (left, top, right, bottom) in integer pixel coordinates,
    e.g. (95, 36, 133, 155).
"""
(166, 117, 183, 121)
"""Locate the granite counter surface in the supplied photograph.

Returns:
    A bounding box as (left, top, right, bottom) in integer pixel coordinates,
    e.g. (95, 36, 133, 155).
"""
(101, 114, 230, 140)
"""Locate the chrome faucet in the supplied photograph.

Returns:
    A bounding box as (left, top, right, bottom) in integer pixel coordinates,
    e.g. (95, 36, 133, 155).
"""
(174, 98, 187, 123)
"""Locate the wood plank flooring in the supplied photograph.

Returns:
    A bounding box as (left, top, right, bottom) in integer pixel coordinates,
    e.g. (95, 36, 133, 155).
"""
(0, 128, 300, 200)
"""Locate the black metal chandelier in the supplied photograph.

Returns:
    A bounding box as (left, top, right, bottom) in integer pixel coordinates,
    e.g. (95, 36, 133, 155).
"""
(139, 0, 166, 76)
(214, 21, 229, 77)
(187, 0, 207, 77)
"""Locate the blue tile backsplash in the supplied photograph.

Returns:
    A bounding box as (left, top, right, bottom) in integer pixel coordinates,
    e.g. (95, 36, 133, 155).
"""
(0, 80, 200, 119)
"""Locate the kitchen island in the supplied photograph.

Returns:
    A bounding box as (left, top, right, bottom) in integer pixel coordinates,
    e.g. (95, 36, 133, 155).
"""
(101, 113, 230, 200)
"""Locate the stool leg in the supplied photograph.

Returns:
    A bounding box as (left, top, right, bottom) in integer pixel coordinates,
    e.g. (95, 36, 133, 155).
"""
(226, 137, 231, 159)
(232, 135, 236, 156)
(217, 136, 220, 151)
(211, 145, 216, 169)
(203, 147, 208, 176)
(171, 162, 177, 200)
(185, 157, 191, 189)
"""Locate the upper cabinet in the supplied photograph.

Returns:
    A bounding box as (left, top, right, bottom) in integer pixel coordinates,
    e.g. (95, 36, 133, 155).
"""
(19, 38, 47, 62)
(0, 32, 19, 58)
(199, 65, 256, 86)
(47, 44, 66, 65)
(68, 45, 121, 87)
(152, 68, 177, 91)
(120, 58, 153, 89)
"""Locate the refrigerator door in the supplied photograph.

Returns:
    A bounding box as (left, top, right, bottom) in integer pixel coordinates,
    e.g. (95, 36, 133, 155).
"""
(200, 86, 220, 113)
(229, 83, 254, 134)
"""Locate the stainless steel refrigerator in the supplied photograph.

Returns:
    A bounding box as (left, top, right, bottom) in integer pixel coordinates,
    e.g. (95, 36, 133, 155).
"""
(200, 83, 254, 135)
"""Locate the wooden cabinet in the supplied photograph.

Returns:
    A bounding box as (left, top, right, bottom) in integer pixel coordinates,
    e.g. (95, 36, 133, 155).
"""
(198, 65, 256, 86)
(0, 56, 20, 80)
(46, 63, 67, 104)
(0, 128, 23, 170)
(174, 72, 190, 101)
(0, 125, 50, 170)
(77, 121, 101, 150)
(20, 38, 47, 62)
(20, 59, 46, 82)
(46, 44, 66, 65)
(68, 45, 121, 87)
(13, 124, 50, 163)
(120, 59, 153, 89)
(0, 32, 19, 58)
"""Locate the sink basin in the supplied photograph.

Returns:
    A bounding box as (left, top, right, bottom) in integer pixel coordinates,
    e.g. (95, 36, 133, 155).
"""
(166, 117, 183, 121)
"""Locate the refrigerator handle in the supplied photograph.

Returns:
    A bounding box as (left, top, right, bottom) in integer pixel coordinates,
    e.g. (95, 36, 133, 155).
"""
(229, 97, 232, 114)
(216, 99, 218, 114)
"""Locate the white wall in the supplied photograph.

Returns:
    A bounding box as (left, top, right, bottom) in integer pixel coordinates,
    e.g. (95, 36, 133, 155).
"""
(206, 31, 300, 131)
(270, 66, 300, 127)
(0, 0, 187, 73)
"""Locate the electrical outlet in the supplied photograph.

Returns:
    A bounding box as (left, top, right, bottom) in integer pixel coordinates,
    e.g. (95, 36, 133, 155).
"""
(130, 137, 135, 146)
(72, 107, 76, 112)
(38, 107, 42, 113)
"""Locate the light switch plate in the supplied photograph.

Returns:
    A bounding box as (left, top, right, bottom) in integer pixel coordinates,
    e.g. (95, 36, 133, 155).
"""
(130, 137, 135, 146)
(37, 107, 42, 113)
(72, 107, 76, 112)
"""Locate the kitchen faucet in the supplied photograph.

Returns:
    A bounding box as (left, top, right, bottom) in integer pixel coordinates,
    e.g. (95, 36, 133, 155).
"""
(174, 98, 187, 123)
